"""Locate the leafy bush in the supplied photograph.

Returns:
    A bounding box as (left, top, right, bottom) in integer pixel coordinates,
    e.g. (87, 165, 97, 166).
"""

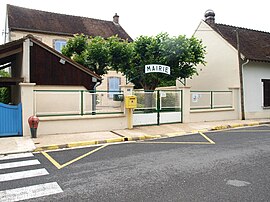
(0, 70, 11, 104)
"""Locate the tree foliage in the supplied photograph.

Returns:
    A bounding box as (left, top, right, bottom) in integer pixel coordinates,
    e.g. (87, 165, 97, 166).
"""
(123, 33, 206, 90)
(0, 70, 11, 104)
(62, 34, 132, 75)
(62, 33, 206, 90)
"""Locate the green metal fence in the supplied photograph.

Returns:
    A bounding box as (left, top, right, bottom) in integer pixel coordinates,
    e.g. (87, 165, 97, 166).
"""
(34, 90, 124, 117)
(133, 90, 183, 125)
(190, 91, 233, 110)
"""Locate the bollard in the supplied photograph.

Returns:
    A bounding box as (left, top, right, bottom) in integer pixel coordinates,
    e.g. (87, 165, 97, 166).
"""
(28, 116, 39, 138)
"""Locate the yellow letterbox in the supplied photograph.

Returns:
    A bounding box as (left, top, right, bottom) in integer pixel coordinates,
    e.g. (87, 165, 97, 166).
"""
(125, 95, 137, 109)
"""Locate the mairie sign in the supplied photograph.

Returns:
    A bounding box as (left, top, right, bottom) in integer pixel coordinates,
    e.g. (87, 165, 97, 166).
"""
(145, 64, 171, 75)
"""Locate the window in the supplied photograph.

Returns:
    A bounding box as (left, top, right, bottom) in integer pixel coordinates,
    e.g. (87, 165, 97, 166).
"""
(262, 79, 270, 107)
(108, 77, 121, 98)
(54, 40, 67, 52)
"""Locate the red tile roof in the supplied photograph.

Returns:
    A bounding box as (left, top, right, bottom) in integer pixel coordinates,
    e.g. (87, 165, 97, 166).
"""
(7, 4, 133, 42)
(208, 22, 270, 63)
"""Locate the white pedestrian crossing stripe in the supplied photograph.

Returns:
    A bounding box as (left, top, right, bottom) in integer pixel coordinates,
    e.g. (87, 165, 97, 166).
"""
(0, 168, 49, 182)
(0, 182, 63, 202)
(0, 153, 34, 161)
(0, 159, 40, 170)
(0, 153, 63, 200)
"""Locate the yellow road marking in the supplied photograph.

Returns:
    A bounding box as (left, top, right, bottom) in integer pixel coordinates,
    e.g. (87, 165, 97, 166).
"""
(41, 151, 62, 169)
(139, 132, 215, 145)
(41, 145, 107, 169)
(225, 130, 270, 132)
(199, 132, 215, 144)
(139, 141, 213, 144)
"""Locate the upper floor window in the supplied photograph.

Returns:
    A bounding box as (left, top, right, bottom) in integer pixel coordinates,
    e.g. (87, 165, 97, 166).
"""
(54, 39, 66, 52)
(262, 79, 270, 107)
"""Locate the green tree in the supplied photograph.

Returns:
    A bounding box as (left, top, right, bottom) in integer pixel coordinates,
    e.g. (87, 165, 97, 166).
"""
(62, 34, 132, 76)
(117, 33, 206, 90)
(62, 33, 206, 90)
(0, 70, 11, 104)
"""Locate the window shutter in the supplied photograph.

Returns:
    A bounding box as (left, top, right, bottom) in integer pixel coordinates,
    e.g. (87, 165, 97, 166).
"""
(263, 80, 270, 107)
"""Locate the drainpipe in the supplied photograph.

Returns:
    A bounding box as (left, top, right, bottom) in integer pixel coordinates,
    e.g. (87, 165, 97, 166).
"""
(4, 9, 8, 43)
(241, 59, 249, 117)
(92, 81, 101, 115)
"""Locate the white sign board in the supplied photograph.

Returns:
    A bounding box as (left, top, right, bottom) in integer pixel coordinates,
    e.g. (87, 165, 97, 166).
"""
(192, 93, 201, 103)
(145, 64, 171, 75)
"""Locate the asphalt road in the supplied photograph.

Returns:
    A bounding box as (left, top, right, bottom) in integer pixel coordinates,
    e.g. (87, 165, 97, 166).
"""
(1, 125, 270, 201)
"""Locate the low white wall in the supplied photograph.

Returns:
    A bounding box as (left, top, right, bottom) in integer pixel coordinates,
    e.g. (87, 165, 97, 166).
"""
(245, 111, 270, 119)
(190, 108, 238, 122)
(38, 114, 127, 136)
(189, 87, 240, 122)
(20, 84, 131, 137)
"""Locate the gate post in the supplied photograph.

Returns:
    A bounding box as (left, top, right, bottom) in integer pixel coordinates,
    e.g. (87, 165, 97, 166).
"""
(229, 87, 241, 119)
(20, 83, 36, 137)
(176, 85, 191, 123)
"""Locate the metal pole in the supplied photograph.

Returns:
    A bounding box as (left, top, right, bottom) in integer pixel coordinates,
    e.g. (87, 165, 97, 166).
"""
(80, 90, 84, 116)
(181, 90, 183, 123)
(210, 91, 213, 109)
(127, 108, 133, 129)
(157, 90, 160, 125)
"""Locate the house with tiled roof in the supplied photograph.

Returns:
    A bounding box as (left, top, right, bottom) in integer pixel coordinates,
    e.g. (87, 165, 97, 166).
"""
(5, 4, 132, 44)
(0, 5, 135, 137)
(187, 10, 270, 119)
(4, 4, 132, 94)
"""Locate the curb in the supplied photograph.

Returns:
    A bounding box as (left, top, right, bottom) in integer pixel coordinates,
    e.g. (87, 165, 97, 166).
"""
(33, 136, 154, 152)
(210, 121, 268, 131)
(33, 121, 270, 152)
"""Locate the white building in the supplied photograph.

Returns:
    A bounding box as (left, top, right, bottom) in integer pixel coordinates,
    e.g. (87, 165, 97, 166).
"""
(187, 10, 270, 119)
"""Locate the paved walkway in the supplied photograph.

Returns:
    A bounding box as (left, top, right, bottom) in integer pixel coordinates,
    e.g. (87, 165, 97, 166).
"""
(1, 119, 269, 154)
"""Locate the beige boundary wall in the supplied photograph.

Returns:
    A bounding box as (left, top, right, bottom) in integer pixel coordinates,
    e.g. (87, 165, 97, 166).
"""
(38, 114, 127, 136)
(176, 82, 240, 123)
(20, 82, 240, 137)
(189, 87, 240, 122)
(20, 83, 134, 137)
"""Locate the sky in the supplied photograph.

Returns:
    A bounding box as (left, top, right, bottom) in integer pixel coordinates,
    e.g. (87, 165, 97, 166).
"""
(1, 0, 270, 44)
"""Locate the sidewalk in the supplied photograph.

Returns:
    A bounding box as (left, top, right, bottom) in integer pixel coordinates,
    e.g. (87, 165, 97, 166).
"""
(1, 119, 270, 155)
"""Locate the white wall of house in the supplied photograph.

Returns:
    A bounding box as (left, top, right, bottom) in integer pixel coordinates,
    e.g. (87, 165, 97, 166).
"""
(187, 21, 240, 90)
(243, 62, 270, 118)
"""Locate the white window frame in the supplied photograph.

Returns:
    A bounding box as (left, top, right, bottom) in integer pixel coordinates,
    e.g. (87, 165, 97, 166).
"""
(108, 77, 121, 99)
(53, 39, 67, 52)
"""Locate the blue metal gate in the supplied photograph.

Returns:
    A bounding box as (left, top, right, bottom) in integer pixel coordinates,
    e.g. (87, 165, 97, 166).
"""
(0, 103, 22, 137)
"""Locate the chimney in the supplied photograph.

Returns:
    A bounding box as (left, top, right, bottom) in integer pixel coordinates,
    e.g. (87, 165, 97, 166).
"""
(113, 13, 119, 24)
(204, 9, 215, 25)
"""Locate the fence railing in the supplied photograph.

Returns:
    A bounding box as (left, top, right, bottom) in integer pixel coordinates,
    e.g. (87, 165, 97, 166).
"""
(34, 90, 124, 117)
(133, 90, 183, 125)
(190, 91, 233, 110)
(133, 90, 182, 113)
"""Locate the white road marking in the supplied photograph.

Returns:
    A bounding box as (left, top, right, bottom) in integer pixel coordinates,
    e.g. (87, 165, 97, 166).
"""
(0, 153, 34, 161)
(0, 168, 49, 182)
(0, 159, 40, 170)
(0, 182, 63, 202)
(226, 179, 251, 187)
